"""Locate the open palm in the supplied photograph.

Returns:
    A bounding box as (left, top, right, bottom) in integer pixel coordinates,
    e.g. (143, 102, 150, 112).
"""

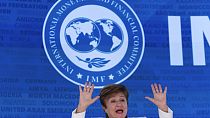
(76, 82, 100, 113)
(145, 83, 168, 112)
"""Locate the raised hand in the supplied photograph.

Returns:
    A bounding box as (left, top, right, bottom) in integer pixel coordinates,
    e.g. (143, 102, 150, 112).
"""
(145, 83, 169, 112)
(76, 82, 100, 113)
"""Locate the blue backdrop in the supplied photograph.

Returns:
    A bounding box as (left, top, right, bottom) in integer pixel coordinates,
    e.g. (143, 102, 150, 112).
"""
(0, 0, 210, 118)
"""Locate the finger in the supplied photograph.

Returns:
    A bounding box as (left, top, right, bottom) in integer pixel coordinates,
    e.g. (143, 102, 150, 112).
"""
(91, 96, 100, 104)
(158, 84, 162, 93)
(151, 84, 156, 95)
(84, 82, 88, 92)
(89, 84, 94, 94)
(87, 82, 92, 92)
(79, 85, 82, 94)
(164, 86, 167, 95)
(145, 96, 155, 104)
(154, 83, 159, 93)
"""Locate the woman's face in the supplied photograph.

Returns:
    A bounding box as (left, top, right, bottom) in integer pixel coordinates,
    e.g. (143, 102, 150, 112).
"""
(103, 92, 128, 118)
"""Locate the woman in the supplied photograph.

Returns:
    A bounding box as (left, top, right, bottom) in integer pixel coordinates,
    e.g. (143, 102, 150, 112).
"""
(72, 82, 173, 118)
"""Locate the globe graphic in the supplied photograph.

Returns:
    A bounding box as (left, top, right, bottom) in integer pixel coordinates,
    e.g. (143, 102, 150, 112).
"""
(95, 19, 123, 53)
(65, 18, 100, 52)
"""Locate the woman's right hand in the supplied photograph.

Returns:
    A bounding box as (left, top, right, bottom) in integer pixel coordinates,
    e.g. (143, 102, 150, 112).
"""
(76, 82, 100, 113)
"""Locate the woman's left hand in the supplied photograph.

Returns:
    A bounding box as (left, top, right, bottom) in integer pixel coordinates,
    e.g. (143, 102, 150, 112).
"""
(145, 83, 169, 112)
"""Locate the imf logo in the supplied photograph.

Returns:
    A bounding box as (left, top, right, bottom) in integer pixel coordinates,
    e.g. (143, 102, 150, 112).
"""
(42, 0, 145, 88)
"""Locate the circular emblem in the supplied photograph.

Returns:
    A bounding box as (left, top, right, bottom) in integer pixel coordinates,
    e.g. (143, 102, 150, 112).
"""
(43, 0, 145, 88)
